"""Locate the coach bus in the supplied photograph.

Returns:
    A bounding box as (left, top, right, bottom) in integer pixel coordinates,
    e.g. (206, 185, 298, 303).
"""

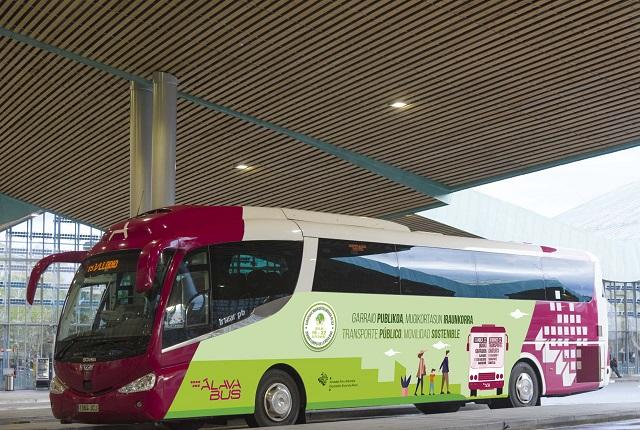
(26, 205, 608, 428)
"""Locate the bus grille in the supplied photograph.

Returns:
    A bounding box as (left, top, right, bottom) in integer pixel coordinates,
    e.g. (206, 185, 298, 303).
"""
(479, 372, 495, 381)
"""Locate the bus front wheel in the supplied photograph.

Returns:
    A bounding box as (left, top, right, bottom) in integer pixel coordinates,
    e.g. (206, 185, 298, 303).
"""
(248, 369, 301, 427)
(508, 362, 540, 407)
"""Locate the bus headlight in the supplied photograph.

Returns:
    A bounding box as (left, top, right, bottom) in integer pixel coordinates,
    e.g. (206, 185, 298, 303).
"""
(50, 376, 67, 395)
(117, 373, 156, 394)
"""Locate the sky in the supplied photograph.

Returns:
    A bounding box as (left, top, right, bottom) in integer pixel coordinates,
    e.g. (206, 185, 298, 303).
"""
(472, 146, 640, 218)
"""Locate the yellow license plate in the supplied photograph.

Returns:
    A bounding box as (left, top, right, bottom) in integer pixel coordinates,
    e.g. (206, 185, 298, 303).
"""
(78, 404, 99, 413)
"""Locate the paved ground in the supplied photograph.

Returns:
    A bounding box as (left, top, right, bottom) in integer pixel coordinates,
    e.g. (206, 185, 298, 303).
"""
(0, 379, 638, 429)
(555, 419, 640, 429)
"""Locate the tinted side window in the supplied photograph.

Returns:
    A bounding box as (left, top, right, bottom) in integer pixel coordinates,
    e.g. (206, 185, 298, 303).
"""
(212, 241, 303, 329)
(474, 252, 546, 300)
(397, 246, 477, 297)
(313, 239, 399, 294)
(163, 249, 210, 348)
(542, 257, 594, 302)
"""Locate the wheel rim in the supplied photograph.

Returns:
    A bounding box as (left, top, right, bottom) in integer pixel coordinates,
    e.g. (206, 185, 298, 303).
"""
(515, 373, 534, 404)
(263, 382, 292, 422)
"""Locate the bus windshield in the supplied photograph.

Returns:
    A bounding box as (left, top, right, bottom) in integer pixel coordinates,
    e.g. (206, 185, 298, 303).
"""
(56, 251, 165, 362)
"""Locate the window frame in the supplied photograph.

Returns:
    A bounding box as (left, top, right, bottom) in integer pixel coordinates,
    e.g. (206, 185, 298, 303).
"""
(162, 247, 212, 349)
(312, 238, 401, 295)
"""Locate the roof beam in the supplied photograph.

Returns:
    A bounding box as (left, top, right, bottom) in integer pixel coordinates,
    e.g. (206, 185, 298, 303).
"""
(0, 193, 102, 231)
(0, 193, 41, 231)
(0, 26, 453, 204)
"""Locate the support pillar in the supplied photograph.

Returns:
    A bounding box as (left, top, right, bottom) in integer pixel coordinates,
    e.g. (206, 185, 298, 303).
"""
(151, 71, 177, 209)
(129, 82, 152, 216)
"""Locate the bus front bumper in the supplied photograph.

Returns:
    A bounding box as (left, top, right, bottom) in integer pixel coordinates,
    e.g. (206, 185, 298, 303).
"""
(50, 388, 167, 424)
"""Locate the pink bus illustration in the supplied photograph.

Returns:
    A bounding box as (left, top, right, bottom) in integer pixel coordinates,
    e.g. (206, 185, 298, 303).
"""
(467, 324, 509, 397)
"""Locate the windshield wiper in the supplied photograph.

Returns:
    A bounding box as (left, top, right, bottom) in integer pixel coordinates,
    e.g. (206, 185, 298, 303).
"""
(55, 332, 107, 360)
(67, 337, 145, 360)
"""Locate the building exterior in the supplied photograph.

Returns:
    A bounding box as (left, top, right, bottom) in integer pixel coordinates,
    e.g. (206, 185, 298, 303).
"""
(605, 281, 640, 375)
(0, 213, 101, 389)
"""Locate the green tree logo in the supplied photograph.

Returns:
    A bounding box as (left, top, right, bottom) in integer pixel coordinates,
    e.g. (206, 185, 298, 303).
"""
(316, 312, 325, 326)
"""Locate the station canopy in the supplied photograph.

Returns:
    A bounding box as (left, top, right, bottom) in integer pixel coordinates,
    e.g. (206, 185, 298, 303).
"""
(0, 2, 638, 232)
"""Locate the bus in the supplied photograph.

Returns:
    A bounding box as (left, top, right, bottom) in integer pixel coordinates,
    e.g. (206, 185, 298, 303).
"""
(27, 205, 609, 428)
(467, 324, 508, 397)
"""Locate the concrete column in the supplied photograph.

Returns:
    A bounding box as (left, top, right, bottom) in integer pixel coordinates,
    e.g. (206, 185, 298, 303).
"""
(129, 82, 153, 216)
(151, 71, 177, 209)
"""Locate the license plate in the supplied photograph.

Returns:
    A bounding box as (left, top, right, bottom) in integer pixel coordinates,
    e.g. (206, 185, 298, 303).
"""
(78, 404, 99, 413)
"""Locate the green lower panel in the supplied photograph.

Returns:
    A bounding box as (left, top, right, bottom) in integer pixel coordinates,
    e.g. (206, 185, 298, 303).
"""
(165, 293, 534, 419)
(165, 406, 253, 420)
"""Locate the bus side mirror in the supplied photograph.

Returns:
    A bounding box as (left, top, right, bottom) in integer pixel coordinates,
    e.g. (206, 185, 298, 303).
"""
(135, 239, 175, 293)
(27, 251, 87, 305)
(506, 334, 509, 351)
(466, 335, 470, 351)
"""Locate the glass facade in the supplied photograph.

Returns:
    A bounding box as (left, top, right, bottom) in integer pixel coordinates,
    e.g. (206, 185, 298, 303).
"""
(0, 212, 101, 389)
(605, 280, 640, 375)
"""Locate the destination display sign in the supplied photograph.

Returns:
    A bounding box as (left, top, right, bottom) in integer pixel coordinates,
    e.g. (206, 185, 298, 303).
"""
(86, 259, 119, 273)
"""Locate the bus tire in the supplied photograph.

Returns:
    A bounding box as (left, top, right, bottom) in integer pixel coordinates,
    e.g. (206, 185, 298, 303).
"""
(249, 369, 301, 427)
(508, 362, 539, 407)
(414, 402, 461, 414)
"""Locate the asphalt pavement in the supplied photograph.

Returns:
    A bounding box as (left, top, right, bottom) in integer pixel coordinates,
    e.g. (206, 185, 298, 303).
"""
(0, 379, 638, 429)
(555, 419, 640, 430)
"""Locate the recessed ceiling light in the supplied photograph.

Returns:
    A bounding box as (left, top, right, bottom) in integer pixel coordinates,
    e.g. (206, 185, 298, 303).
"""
(235, 164, 249, 170)
(390, 101, 409, 109)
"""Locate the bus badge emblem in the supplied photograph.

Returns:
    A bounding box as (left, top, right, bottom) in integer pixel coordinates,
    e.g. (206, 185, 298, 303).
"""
(302, 302, 336, 351)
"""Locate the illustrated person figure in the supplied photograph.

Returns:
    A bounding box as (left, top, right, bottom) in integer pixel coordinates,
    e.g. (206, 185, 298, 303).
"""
(439, 350, 450, 394)
(429, 368, 436, 395)
(611, 354, 621, 378)
(414, 350, 426, 396)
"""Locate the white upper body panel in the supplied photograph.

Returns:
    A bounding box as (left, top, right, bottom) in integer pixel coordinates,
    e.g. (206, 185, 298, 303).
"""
(241, 206, 593, 261)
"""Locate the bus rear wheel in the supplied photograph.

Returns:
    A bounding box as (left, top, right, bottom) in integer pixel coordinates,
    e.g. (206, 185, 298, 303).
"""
(508, 362, 540, 407)
(248, 369, 301, 427)
(414, 402, 461, 414)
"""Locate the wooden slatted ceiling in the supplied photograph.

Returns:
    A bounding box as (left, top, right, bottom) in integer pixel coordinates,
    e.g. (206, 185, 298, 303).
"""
(0, 37, 130, 228)
(391, 214, 480, 238)
(1, 1, 638, 228)
(176, 101, 436, 216)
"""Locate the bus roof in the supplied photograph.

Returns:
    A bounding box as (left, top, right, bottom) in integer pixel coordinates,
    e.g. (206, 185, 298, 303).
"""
(93, 205, 594, 262)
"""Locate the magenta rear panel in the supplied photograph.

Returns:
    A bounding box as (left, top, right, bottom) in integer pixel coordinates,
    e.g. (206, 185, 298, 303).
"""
(521, 300, 601, 395)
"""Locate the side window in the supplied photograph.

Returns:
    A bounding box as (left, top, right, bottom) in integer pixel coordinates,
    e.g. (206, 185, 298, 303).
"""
(397, 246, 476, 297)
(312, 239, 400, 294)
(542, 257, 594, 302)
(474, 252, 546, 300)
(163, 249, 210, 349)
(212, 241, 303, 330)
